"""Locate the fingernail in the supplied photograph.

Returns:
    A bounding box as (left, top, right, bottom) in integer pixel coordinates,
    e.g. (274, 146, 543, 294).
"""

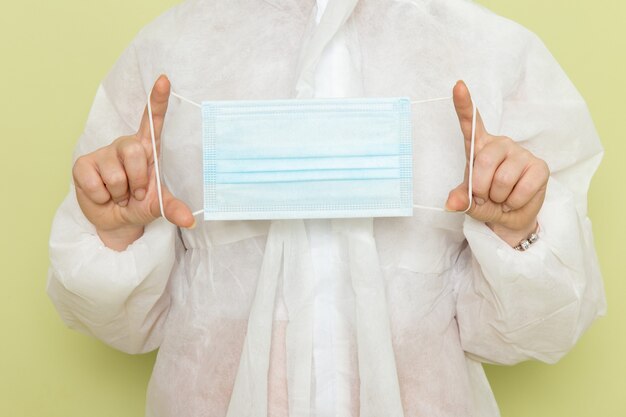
(134, 188, 146, 201)
(502, 204, 511, 213)
(474, 197, 485, 205)
(187, 219, 197, 230)
(118, 199, 129, 207)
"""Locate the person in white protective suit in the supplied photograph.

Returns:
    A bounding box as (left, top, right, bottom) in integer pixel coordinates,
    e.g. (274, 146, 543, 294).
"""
(46, 0, 606, 416)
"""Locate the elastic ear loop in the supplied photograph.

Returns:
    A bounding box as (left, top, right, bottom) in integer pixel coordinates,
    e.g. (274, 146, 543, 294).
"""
(147, 88, 166, 220)
(151, 92, 476, 219)
(410, 96, 476, 213)
(147, 90, 205, 220)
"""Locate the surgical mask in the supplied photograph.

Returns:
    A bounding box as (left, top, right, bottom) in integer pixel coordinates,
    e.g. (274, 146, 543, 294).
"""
(147, 91, 476, 221)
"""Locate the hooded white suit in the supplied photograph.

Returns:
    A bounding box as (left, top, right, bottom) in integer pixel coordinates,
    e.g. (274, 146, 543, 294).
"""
(47, 1, 606, 416)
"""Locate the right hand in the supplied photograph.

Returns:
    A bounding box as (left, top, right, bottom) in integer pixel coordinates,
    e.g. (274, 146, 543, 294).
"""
(72, 75, 195, 250)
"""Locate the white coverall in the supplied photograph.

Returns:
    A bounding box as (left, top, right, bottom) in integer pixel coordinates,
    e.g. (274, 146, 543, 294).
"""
(47, 0, 606, 416)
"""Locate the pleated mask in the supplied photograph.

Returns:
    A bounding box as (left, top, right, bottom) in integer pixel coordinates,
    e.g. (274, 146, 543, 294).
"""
(147, 91, 476, 221)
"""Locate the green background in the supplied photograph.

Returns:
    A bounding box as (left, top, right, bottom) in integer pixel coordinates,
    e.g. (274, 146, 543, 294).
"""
(1, 0, 624, 415)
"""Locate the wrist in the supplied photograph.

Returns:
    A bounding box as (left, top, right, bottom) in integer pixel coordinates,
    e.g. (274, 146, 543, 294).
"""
(487, 219, 539, 247)
(97, 224, 145, 251)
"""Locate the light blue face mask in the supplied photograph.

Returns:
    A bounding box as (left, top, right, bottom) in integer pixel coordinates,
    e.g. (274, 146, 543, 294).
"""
(147, 91, 476, 221)
(202, 97, 413, 220)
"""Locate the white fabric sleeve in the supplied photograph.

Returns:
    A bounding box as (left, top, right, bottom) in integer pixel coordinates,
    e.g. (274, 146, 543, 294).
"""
(47, 189, 178, 354)
(454, 29, 606, 366)
(47, 40, 180, 354)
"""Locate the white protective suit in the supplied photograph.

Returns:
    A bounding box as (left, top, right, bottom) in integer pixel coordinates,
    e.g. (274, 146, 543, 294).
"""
(47, 0, 606, 416)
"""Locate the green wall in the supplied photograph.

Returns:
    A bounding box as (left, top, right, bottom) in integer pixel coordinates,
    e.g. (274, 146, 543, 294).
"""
(0, 1, 623, 415)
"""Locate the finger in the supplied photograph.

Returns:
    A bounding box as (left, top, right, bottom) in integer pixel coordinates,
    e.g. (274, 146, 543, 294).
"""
(97, 151, 130, 206)
(471, 140, 509, 204)
(117, 137, 149, 200)
(156, 186, 196, 229)
(73, 156, 111, 204)
(489, 149, 531, 204)
(445, 181, 472, 212)
(452, 80, 488, 152)
(504, 160, 549, 211)
(447, 181, 505, 225)
(137, 74, 171, 154)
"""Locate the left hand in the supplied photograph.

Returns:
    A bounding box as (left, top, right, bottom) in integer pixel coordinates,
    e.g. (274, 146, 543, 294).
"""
(445, 81, 549, 246)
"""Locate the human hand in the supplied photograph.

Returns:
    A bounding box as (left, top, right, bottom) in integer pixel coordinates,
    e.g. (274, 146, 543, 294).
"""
(72, 75, 195, 250)
(445, 81, 548, 246)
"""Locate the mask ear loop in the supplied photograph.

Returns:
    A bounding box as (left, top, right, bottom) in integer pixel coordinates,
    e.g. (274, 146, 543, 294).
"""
(147, 89, 205, 219)
(464, 100, 476, 213)
(410, 96, 476, 213)
(147, 88, 166, 220)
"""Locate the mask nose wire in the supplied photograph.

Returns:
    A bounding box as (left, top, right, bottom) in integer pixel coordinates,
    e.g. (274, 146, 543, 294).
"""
(153, 91, 476, 220)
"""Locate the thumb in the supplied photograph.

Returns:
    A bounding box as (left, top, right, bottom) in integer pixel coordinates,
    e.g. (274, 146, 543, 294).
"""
(138, 75, 171, 157)
(453, 80, 487, 150)
(158, 186, 196, 229)
(445, 181, 472, 213)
